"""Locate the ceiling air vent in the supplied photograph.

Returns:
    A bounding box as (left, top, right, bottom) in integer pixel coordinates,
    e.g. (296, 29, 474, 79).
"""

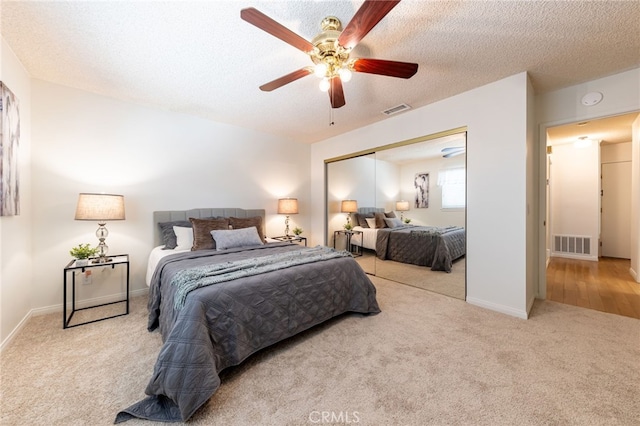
(382, 103, 411, 116)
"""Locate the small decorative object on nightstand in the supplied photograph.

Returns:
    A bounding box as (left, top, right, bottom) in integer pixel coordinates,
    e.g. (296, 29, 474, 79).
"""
(69, 243, 99, 267)
(63, 254, 130, 329)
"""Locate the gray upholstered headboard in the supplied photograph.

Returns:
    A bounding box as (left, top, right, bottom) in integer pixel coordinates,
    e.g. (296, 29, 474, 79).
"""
(357, 207, 384, 215)
(153, 208, 266, 247)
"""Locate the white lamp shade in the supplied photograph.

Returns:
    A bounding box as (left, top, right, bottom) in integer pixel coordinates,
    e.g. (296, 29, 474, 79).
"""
(341, 200, 358, 213)
(277, 198, 299, 215)
(75, 193, 126, 221)
(396, 200, 410, 212)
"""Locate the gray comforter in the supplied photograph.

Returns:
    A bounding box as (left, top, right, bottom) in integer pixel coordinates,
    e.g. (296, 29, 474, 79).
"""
(115, 243, 380, 423)
(376, 225, 465, 272)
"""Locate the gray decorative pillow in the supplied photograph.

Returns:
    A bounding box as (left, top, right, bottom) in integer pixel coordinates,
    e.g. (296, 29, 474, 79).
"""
(384, 217, 404, 228)
(384, 211, 396, 218)
(211, 227, 264, 251)
(158, 220, 192, 249)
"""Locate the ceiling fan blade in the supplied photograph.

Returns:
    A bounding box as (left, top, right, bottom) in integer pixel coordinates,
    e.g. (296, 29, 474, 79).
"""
(352, 58, 418, 79)
(338, 0, 401, 49)
(329, 77, 346, 108)
(442, 147, 465, 152)
(259, 68, 313, 92)
(241, 7, 314, 53)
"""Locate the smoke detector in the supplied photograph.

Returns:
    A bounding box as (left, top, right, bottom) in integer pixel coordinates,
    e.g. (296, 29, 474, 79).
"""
(581, 92, 603, 106)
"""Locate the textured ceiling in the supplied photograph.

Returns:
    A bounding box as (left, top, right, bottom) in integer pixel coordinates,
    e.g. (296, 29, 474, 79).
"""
(2, 0, 639, 144)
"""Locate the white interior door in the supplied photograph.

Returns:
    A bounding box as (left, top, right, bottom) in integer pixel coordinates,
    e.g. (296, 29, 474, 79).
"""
(601, 161, 632, 258)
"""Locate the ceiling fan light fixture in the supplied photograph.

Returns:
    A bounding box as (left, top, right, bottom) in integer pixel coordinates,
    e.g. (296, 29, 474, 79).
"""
(319, 78, 330, 92)
(338, 67, 352, 82)
(314, 63, 328, 78)
(241, 4, 419, 107)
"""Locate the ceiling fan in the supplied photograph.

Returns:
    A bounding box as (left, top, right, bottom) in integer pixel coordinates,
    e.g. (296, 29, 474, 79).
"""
(240, 0, 418, 109)
(442, 147, 466, 158)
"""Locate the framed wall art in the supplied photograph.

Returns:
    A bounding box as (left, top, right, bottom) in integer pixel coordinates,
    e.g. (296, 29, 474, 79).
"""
(0, 81, 20, 216)
(414, 172, 429, 208)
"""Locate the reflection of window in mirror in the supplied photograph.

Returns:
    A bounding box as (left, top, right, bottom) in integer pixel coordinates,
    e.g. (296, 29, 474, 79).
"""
(438, 167, 466, 209)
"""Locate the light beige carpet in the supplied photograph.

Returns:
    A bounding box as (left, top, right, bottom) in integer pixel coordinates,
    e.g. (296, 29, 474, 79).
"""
(355, 252, 465, 300)
(1, 276, 639, 425)
(374, 257, 465, 300)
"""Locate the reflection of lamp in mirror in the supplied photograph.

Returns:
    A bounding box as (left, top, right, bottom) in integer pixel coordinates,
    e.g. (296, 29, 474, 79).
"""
(396, 200, 410, 221)
(75, 193, 126, 263)
(277, 198, 298, 237)
(341, 200, 358, 227)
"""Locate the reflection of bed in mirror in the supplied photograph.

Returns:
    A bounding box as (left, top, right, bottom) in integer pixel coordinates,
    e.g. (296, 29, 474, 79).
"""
(350, 207, 465, 273)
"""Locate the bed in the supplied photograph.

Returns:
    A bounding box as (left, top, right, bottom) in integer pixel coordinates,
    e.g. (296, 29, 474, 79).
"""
(116, 208, 380, 423)
(349, 208, 465, 273)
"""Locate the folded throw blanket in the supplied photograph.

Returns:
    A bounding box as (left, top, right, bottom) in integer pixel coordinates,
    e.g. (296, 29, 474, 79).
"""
(172, 246, 352, 310)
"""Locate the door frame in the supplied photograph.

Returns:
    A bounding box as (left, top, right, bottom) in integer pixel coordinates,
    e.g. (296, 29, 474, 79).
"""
(537, 110, 640, 298)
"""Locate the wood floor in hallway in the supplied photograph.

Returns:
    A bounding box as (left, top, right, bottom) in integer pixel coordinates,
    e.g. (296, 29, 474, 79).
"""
(546, 257, 640, 319)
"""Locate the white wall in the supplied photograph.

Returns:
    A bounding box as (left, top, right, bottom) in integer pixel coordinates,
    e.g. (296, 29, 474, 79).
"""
(601, 142, 631, 163)
(326, 155, 376, 244)
(20, 80, 310, 330)
(311, 72, 531, 318)
(631, 116, 640, 281)
(375, 159, 400, 213)
(0, 38, 33, 348)
(526, 76, 538, 311)
(536, 67, 640, 292)
(549, 142, 600, 260)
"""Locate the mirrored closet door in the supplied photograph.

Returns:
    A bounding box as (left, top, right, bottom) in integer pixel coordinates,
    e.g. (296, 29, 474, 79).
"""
(325, 130, 467, 299)
(326, 153, 376, 275)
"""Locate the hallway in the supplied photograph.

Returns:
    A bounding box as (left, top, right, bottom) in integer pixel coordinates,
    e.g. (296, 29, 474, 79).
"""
(547, 257, 640, 319)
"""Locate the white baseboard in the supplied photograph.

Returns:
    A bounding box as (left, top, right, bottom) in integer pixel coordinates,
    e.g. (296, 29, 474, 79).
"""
(551, 253, 598, 262)
(0, 310, 33, 352)
(1, 288, 149, 352)
(466, 297, 529, 319)
(630, 267, 638, 282)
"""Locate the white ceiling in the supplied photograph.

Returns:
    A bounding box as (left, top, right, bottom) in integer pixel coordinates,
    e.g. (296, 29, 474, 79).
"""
(2, 0, 639, 144)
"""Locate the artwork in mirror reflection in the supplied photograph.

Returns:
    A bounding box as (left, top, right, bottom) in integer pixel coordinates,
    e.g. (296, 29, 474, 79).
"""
(326, 132, 466, 300)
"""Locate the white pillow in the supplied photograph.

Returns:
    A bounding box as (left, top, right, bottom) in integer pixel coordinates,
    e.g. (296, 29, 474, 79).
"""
(211, 227, 264, 251)
(365, 217, 376, 228)
(384, 217, 404, 228)
(173, 226, 194, 251)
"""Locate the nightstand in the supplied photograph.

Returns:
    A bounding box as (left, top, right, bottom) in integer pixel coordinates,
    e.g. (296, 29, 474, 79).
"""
(63, 254, 130, 329)
(272, 235, 307, 246)
(333, 230, 362, 257)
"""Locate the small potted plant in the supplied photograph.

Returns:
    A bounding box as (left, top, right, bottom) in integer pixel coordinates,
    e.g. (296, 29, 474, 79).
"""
(403, 218, 412, 224)
(70, 243, 99, 266)
(292, 227, 303, 236)
(344, 222, 353, 231)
